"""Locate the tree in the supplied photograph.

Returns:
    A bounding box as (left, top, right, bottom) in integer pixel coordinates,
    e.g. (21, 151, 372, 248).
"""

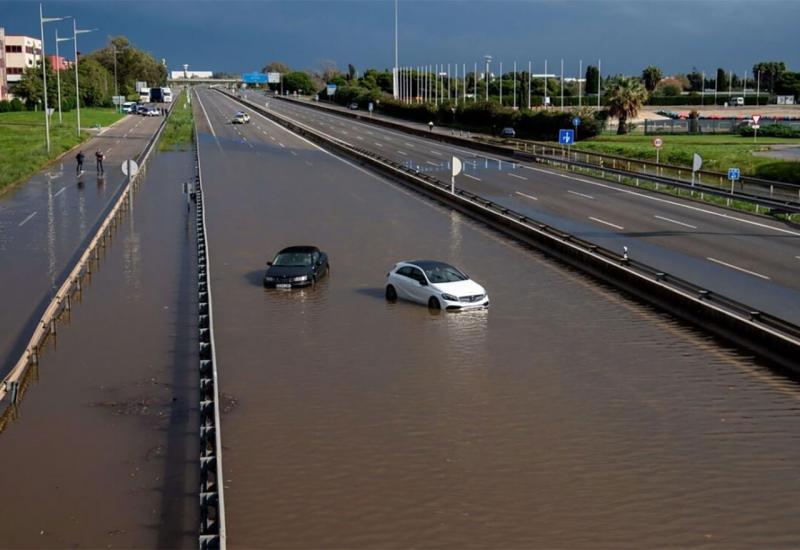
(641, 65, 663, 92)
(11, 57, 57, 108)
(752, 61, 786, 93)
(282, 71, 317, 94)
(775, 71, 800, 96)
(585, 65, 599, 95)
(686, 68, 704, 92)
(606, 76, 648, 134)
(77, 58, 113, 107)
(261, 61, 290, 74)
(654, 78, 683, 97)
(347, 63, 356, 81)
(716, 68, 728, 91)
(84, 36, 166, 97)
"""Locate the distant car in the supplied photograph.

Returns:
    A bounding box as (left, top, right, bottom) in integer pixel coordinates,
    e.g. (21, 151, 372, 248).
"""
(145, 107, 160, 117)
(121, 101, 137, 114)
(137, 105, 149, 115)
(347, 102, 359, 110)
(385, 260, 489, 310)
(263, 246, 329, 288)
(730, 96, 745, 106)
(232, 111, 250, 124)
(500, 127, 516, 138)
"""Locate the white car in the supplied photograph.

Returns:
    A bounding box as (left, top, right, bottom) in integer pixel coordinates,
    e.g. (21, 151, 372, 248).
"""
(385, 260, 489, 310)
(232, 111, 250, 124)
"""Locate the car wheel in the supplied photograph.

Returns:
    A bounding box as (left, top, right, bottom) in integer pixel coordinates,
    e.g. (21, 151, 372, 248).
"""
(428, 297, 441, 310)
(385, 285, 397, 301)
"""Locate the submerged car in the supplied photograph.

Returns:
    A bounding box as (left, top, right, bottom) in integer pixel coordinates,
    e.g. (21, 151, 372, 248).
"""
(263, 246, 329, 288)
(385, 260, 489, 310)
(232, 111, 250, 124)
(500, 127, 516, 138)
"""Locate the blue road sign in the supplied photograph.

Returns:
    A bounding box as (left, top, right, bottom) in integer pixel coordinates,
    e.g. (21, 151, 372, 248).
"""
(559, 129, 575, 145)
(572, 117, 581, 127)
(326, 83, 337, 96)
(728, 167, 741, 181)
(242, 72, 267, 84)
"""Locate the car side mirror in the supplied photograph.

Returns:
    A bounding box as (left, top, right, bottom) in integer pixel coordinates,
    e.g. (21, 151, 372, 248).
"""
(266, 261, 273, 266)
(419, 280, 428, 286)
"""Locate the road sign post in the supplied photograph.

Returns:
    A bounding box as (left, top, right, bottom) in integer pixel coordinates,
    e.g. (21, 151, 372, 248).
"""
(727, 167, 740, 194)
(691, 153, 703, 186)
(572, 116, 581, 141)
(451, 156, 463, 194)
(652, 137, 664, 171)
(752, 115, 761, 143)
(368, 102, 374, 116)
(559, 129, 575, 159)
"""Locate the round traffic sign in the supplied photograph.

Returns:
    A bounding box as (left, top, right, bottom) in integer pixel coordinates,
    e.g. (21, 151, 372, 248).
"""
(121, 159, 139, 178)
(653, 137, 664, 149)
(572, 116, 581, 127)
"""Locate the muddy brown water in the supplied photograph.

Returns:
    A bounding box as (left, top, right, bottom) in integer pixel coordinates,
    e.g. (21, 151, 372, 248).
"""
(196, 86, 800, 550)
(0, 151, 199, 548)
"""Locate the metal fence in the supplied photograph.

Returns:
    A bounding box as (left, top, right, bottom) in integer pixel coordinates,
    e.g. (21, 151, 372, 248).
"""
(644, 118, 800, 135)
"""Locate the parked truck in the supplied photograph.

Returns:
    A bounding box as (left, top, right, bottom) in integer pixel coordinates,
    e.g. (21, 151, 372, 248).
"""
(138, 87, 151, 103)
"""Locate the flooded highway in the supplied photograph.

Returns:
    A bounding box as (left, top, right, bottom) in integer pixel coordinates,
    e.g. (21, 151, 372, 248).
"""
(197, 89, 800, 548)
(0, 151, 199, 547)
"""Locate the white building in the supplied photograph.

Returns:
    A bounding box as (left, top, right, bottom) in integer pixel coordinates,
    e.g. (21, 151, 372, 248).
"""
(0, 27, 7, 100)
(170, 69, 213, 79)
(5, 35, 42, 86)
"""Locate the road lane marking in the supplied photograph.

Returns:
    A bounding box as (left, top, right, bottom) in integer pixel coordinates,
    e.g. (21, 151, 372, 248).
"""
(279, 142, 285, 148)
(404, 142, 415, 148)
(430, 150, 442, 156)
(508, 172, 528, 180)
(290, 150, 298, 156)
(707, 257, 770, 280)
(464, 174, 482, 181)
(305, 161, 313, 166)
(374, 142, 383, 147)
(589, 217, 624, 230)
(19, 211, 37, 227)
(397, 150, 407, 155)
(194, 89, 217, 139)
(515, 191, 538, 201)
(53, 186, 66, 197)
(426, 160, 439, 166)
(568, 190, 595, 199)
(654, 215, 697, 229)
(357, 136, 364, 140)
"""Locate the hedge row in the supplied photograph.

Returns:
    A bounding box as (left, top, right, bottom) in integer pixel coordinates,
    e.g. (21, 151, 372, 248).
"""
(647, 96, 771, 106)
(0, 98, 26, 112)
(737, 123, 800, 138)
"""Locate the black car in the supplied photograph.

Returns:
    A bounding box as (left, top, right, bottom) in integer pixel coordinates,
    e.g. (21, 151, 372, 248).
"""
(501, 127, 516, 138)
(263, 246, 329, 288)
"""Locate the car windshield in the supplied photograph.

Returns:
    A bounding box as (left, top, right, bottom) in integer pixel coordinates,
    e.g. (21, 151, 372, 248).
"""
(422, 265, 467, 283)
(273, 252, 313, 267)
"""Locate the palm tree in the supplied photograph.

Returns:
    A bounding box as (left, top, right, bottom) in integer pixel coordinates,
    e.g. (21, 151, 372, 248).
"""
(606, 77, 648, 134)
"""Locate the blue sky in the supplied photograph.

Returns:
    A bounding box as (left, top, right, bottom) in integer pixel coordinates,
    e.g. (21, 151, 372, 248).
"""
(2, 0, 799, 77)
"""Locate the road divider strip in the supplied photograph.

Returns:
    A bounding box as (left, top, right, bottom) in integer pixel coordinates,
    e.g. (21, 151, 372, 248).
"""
(222, 89, 800, 375)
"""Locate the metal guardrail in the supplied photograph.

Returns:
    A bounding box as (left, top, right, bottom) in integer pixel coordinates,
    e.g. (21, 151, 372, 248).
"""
(226, 90, 800, 373)
(274, 96, 800, 212)
(194, 110, 227, 550)
(0, 108, 173, 414)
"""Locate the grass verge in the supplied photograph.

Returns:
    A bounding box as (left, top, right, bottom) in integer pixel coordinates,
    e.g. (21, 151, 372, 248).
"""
(572, 133, 800, 184)
(0, 108, 124, 193)
(159, 89, 194, 151)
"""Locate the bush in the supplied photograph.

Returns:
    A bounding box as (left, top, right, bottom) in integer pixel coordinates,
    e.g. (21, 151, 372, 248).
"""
(754, 161, 800, 184)
(9, 98, 25, 111)
(737, 123, 800, 138)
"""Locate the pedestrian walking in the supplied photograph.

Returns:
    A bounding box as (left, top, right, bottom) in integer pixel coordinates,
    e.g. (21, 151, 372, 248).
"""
(75, 150, 85, 175)
(428, 121, 434, 132)
(95, 149, 105, 175)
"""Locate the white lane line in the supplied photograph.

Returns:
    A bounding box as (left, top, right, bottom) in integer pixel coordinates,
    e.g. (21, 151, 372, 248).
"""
(53, 186, 67, 197)
(464, 174, 482, 182)
(270, 136, 276, 141)
(522, 164, 800, 237)
(397, 150, 407, 155)
(279, 142, 285, 148)
(430, 150, 442, 156)
(589, 217, 624, 230)
(290, 151, 298, 156)
(508, 172, 528, 180)
(194, 89, 217, 139)
(515, 191, 538, 201)
(707, 257, 771, 280)
(403, 142, 416, 148)
(374, 142, 384, 147)
(425, 160, 439, 166)
(568, 190, 595, 199)
(357, 136, 364, 140)
(305, 161, 313, 166)
(654, 215, 697, 229)
(19, 211, 37, 227)
(795, 256, 800, 260)
(366, 131, 374, 135)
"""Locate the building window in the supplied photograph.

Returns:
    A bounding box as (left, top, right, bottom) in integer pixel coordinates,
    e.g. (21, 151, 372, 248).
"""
(6, 45, 22, 53)
(7, 67, 23, 74)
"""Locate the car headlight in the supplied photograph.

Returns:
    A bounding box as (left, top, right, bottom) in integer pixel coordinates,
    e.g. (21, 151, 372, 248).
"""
(441, 293, 458, 302)
(265, 276, 275, 282)
(293, 275, 308, 282)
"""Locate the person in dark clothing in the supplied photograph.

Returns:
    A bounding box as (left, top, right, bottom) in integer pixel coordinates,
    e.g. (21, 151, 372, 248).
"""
(76, 151, 85, 175)
(95, 150, 105, 175)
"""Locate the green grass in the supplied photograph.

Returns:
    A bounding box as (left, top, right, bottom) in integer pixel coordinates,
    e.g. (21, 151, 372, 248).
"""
(0, 108, 123, 192)
(159, 89, 194, 151)
(571, 133, 800, 184)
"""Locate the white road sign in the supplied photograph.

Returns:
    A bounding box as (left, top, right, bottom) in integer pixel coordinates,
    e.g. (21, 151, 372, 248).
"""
(752, 115, 761, 125)
(121, 159, 139, 178)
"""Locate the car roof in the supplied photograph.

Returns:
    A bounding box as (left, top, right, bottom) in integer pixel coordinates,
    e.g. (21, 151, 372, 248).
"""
(404, 260, 457, 271)
(277, 245, 320, 254)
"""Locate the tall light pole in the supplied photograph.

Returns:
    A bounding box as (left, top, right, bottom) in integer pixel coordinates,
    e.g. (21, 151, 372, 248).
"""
(393, 0, 398, 100)
(499, 61, 503, 105)
(55, 26, 74, 125)
(578, 59, 582, 108)
(113, 44, 119, 112)
(73, 21, 97, 137)
(484, 55, 492, 102)
(597, 58, 601, 109)
(474, 61, 477, 102)
(560, 58, 564, 110)
(527, 60, 531, 110)
(513, 60, 517, 109)
(39, 4, 68, 153)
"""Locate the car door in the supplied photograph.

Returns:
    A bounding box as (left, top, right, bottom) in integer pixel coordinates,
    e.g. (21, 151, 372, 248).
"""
(392, 266, 414, 300)
(406, 267, 430, 304)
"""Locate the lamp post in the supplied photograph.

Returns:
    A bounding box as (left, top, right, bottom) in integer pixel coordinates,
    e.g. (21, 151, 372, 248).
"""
(72, 21, 97, 137)
(393, 0, 399, 100)
(484, 55, 492, 102)
(55, 26, 73, 125)
(39, 4, 69, 153)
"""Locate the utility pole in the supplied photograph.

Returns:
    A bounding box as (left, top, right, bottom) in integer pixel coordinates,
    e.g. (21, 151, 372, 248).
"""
(474, 61, 477, 102)
(578, 59, 582, 108)
(527, 60, 531, 110)
(597, 58, 601, 109)
(513, 60, 517, 109)
(560, 58, 564, 110)
(55, 27, 72, 125)
(544, 59, 548, 108)
(113, 44, 119, 112)
(499, 61, 503, 105)
(484, 55, 491, 102)
(39, 4, 68, 153)
(73, 21, 96, 137)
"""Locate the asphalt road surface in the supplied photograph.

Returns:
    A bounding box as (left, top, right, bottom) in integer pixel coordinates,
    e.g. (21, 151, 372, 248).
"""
(0, 114, 164, 373)
(194, 87, 800, 548)
(239, 91, 800, 325)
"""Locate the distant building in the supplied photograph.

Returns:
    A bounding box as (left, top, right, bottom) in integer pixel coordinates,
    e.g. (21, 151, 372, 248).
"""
(5, 35, 42, 85)
(47, 54, 72, 71)
(170, 69, 214, 79)
(0, 27, 7, 100)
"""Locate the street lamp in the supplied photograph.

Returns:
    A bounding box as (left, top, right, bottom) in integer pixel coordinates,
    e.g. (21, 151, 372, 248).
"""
(55, 26, 74, 125)
(484, 55, 492, 101)
(39, 3, 69, 153)
(72, 21, 97, 137)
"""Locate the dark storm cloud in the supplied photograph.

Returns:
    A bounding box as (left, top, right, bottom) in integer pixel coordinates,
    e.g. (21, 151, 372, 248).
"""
(2, 0, 798, 75)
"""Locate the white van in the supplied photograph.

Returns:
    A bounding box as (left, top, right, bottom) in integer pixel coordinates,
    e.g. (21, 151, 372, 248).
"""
(731, 96, 744, 106)
(163, 87, 173, 103)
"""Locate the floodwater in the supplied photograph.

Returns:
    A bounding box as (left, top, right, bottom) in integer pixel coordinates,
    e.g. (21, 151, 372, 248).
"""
(0, 151, 199, 547)
(195, 86, 800, 549)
